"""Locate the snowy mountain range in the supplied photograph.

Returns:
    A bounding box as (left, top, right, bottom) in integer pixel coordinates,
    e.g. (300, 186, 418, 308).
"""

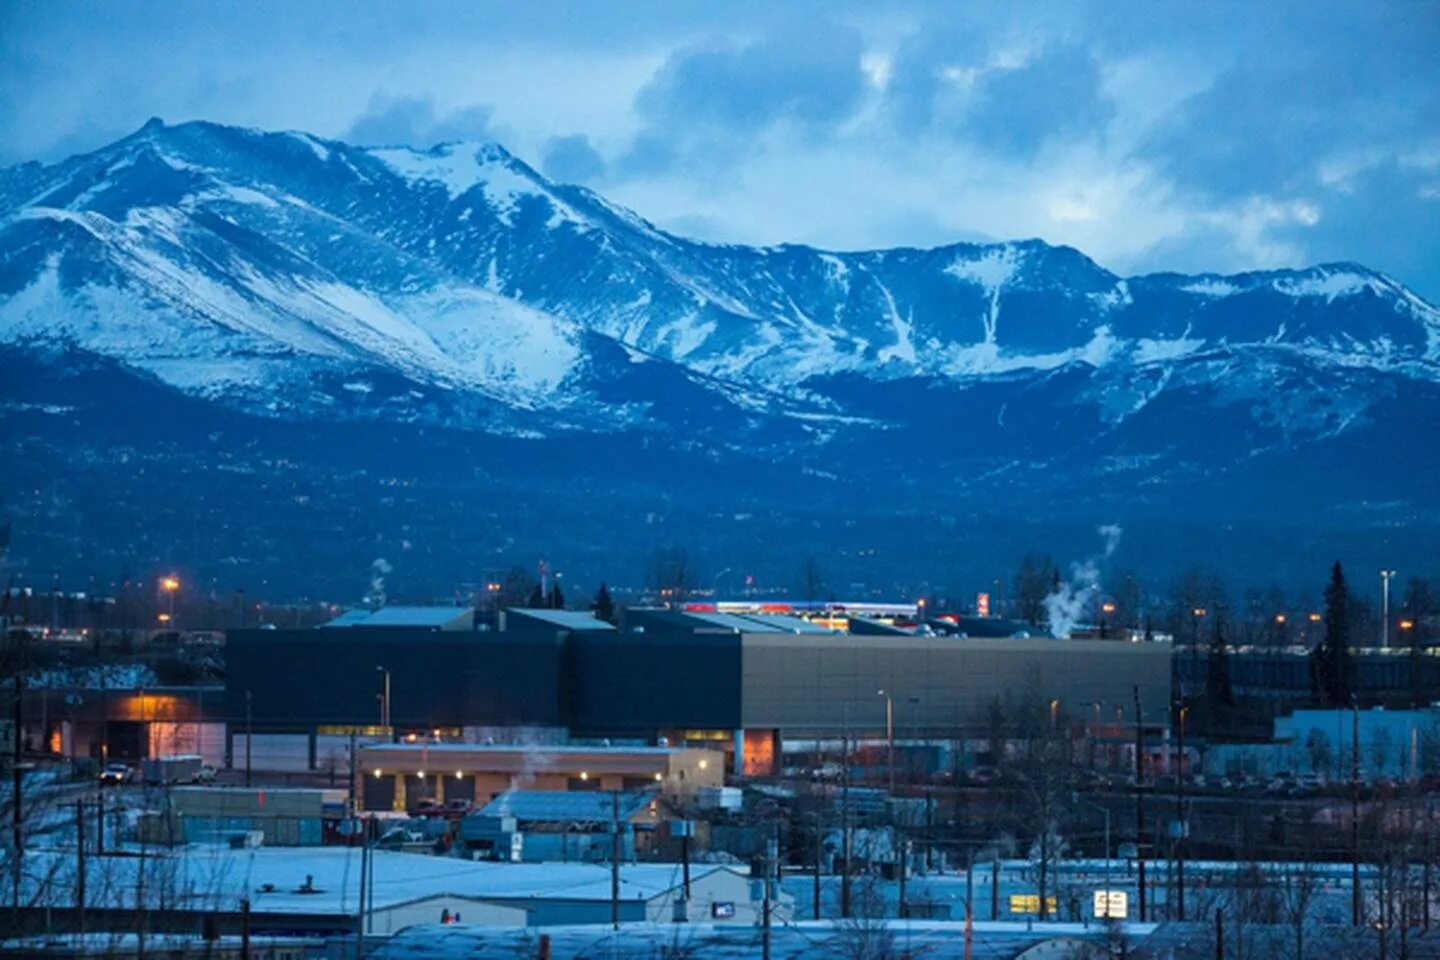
(2, 120, 1438, 593)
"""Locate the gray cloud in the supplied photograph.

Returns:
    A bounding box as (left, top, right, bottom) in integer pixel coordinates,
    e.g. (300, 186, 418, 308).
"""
(343, 92, 496, 148)
(635, 22, 867, 134)
(964, 44, 1115, 157)
(1274, 162, 1440, 290)
(541, 134, 606, 183)
(2, 1, 1438, 301)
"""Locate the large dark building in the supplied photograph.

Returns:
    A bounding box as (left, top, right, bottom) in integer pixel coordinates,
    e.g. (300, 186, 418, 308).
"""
(225, 606, 1173, 774)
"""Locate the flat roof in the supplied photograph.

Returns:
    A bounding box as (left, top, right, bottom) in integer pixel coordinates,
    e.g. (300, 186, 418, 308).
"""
(361, 743, 700, 756)
(506, 609, 617, 631)
(480, 790, 655, 822)
(14, 849, 736, 915)
(321, 606, 472, 629)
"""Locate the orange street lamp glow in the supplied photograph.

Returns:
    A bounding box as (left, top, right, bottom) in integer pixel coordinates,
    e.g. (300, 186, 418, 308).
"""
(1400, 619, 1416, 631)
(1275, 614, 1287, 625)
(1192, 607, 1206, 618)
(161, 576, 180, 593)
(157, 612, 172, 623)
(1309, 612, 1323, 623)
(1102, 602, 1116, 615)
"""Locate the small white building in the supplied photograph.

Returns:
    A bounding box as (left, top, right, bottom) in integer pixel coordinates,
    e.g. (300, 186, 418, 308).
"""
(10, 847, 783, 934)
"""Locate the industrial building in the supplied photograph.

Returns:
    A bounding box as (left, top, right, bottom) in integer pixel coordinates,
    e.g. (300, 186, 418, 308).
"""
(357, 742, 723, 811)
(225, 605, 1173, 776)
(6, 847, 779, 936)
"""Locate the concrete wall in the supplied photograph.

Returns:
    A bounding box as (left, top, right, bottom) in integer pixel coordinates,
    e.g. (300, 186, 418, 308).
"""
(741, 634, 1173, 736)
(371, 896, 526, 932)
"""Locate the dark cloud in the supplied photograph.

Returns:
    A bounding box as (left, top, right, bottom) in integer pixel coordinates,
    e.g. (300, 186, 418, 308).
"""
(540, 134, 606, 183)
(634, 22, 866, 134)
(963, 44, 1114, 157)
(344, 93, 495, 148)
(1138, 4, 1439, 202)
(883, 27, 987, 134)
(1275, 163, 1440, 299)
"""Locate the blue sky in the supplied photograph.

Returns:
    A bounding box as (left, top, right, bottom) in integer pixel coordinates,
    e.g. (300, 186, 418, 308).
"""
(3, 1, 1438, 298)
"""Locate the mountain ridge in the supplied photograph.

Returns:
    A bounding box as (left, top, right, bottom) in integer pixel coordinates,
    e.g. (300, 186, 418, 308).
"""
(2, 119, 1439, 595)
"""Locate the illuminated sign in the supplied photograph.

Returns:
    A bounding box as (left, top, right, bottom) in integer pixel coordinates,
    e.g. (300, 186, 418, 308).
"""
(976, 592, 991, 617)
(1009, 894, 1057, 915)
(712, 902, 736, 919)
(1093, 890, 1129, 919)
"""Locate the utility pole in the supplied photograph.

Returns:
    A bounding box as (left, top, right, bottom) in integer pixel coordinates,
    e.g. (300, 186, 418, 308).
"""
(1134, 686, 1147, 923)
(245, 690, 253, 787)
(75, 799, 86, 936)
(1381, 570, 1396, 649)
(1353, 696, 1362, 926)
(762, 829, 776, 960)
(991, 855, 999, 920)
(611, 790, 621, 930)
(1176, 702, 1187, 922)
(241, 897, 251, 960)
(812, 805, 821, 920)
(840, 716, 852, 919)
(355, 828, 368, 960)
(897, 838, 910, 919)
(878, 689, 895, 794)
(11, 627, 26, 907)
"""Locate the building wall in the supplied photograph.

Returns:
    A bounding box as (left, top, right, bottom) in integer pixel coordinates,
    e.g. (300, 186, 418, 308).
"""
(372, 896, 526, 931)
(563, 627, 742, 735)
(226, 628, 565, 729)
(740, 634, 1174, 736)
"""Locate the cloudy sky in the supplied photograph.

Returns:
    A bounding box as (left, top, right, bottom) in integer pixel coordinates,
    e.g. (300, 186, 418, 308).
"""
(4, 1, 1438, 297)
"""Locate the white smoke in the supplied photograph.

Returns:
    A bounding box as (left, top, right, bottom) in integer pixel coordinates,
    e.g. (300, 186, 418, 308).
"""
(366, 557, 393, 608)
(1044, 524, 1123, 639)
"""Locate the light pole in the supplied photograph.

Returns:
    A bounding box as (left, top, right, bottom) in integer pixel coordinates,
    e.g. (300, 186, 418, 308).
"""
(1090, 700, 1103, 771)
(1074, 794, 1112, 916)
(161, 575, 180, 628)
(1381, 570, 1397, 649)
(376, 666, 391, 739)
(877, 689, 894, 794)
(1189, 608, 1206, 697)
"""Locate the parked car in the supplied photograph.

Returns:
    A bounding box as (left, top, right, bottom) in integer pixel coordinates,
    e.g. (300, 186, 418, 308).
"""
(98, 763, 134, 785)
(192, 763, 217, 784)
(413, 798, 445, 818)
(378, 826, 426, 848)
(444, 798, 473, 817)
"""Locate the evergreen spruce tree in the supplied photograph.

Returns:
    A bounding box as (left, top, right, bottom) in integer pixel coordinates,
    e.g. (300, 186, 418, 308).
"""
(549, 580, 565, 610)
(1205, 607, 1234, 705)
(525, 583, 545, 609)
(592, 583, 616, 623)
(1321, 561, 1352, 706)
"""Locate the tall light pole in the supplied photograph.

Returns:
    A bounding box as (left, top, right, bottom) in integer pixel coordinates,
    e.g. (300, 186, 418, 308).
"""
(376, 666, 391, 738)
(161, 575, 180, 628)
(1381, 570, 1397, 649)
(877, 689, 894, 794)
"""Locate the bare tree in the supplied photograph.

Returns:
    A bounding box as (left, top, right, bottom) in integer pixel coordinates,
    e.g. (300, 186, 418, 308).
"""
(831, 872, 895, 960)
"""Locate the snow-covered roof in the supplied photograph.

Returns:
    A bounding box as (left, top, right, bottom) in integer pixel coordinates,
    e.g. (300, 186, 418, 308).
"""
(321, 607, 472, 629)
(479, 790, 655, 823)
(505, 609, 617, 631)
(11, 848, 737, 915)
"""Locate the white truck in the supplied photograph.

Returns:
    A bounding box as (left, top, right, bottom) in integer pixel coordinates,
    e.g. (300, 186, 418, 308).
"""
(142, 754, 215, 785)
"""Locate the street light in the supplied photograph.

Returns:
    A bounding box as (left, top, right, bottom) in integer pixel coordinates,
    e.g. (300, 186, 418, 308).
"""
(877, 689, 894, 794)
(376, 666, 391, 737)
(1189, 608, 1207, 697)
(1381, 570, 1397, 649)
(1073, 793, 1112, 916)
(161, 575, 180, 625)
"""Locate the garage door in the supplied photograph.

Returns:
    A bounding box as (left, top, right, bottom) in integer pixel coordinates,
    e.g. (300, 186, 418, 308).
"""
(363, 775, 397, 811)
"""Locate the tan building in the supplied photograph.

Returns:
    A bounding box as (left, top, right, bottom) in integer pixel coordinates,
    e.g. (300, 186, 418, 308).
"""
(358, 743, 725, 812)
